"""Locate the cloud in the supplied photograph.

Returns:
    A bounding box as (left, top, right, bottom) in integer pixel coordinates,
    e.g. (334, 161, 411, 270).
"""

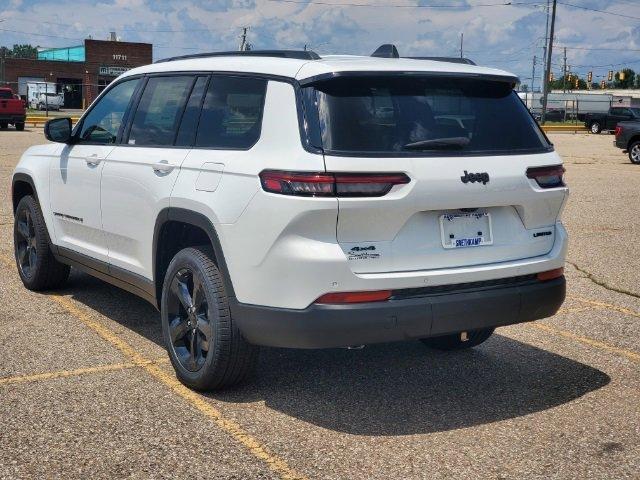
(1, 0, 638, 85)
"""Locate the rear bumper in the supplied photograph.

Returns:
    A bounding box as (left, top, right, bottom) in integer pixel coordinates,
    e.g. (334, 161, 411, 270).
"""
(0, 114, 26, 123)
(233, 275, 566, 348)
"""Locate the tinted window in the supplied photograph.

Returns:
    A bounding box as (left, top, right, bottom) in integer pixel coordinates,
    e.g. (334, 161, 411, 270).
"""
(78, 79, 139, 144)
(128, 76, 193, 146)
(307, 76, 550, 156)
(195, 76, 267, 149)
(175, 76, 209, 147)
(0, 90, 14, 99)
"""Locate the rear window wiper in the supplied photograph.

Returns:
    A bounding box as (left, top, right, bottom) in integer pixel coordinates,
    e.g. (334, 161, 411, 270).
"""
(403, 136, 470, 150)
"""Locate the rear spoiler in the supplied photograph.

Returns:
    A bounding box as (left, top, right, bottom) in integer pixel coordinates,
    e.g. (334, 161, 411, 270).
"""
(298, 71, 520, 87)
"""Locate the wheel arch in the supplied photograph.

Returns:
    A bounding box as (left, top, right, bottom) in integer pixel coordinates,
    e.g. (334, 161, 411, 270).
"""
(627, 135, 640, 151)
(153, 208, 236, 308)
(12, 173, 39, 213)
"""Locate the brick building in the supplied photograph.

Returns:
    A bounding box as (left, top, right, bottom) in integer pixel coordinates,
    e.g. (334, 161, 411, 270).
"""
(1, 37, 152, 109)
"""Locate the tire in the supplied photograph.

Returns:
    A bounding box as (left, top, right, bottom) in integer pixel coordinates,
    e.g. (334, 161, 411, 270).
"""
(0, 122, 7, 129)
(629, 141, 640, 164)
(161, 246, 258, 391)
(420, 328, 495, 351)
(13, 196, 70, 291)
(15, 123, 25, 131)
(590, 121, 601, 134)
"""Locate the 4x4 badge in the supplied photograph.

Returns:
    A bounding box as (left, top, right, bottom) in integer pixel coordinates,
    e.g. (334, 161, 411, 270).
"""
(461, 170, 490, 185)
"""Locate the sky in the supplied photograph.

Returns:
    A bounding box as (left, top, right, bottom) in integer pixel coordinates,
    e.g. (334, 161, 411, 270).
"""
(2, 0, 640, 89)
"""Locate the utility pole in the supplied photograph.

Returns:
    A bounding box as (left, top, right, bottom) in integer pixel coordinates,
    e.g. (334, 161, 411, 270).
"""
(541, 0, 557, 125)
(542, 0, 550, 91)
(531, 55, 537, 94)
(460, 33, 464, 58)
(0, 48, 5, 86)
(562, 47, 567, 93)
(239, 27, 250, 51)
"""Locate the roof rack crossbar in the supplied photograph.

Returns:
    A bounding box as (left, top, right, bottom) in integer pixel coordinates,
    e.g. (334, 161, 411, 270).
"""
(155, 50, 320, 63)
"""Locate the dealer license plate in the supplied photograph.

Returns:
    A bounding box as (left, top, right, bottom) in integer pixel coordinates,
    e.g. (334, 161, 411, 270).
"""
(440, 212, 493, 249)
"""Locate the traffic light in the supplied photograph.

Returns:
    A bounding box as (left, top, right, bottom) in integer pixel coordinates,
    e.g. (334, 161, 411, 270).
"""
(601, 80, 606, 88)
(608, 70, 614, 81)
(575, 77, 579, 88)
(587, 71, 592, 83)
(619, 71, 626, 81)
(549, 72, 554, 82)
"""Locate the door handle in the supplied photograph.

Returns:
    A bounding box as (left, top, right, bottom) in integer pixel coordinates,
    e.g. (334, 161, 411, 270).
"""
(85, 154, 102, 166)
(152, 160, 175, 173)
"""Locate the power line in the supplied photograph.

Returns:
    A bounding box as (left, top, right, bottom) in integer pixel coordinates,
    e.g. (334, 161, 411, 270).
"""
(557, 2, 640, 21)
(267, 0, 545, 8)
(2, 17, 228, 34)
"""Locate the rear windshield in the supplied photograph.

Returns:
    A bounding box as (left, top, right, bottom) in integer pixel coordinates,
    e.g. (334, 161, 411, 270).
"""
(303, 76, 551, 156)
(0, 90, 13, 99)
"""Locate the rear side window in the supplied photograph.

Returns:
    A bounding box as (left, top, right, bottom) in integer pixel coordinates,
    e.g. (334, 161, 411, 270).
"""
(195, 76, 267, 149)
(175, 76, 209, 147)
(128, 76, 193, 146)
(305, 76, 551, 156)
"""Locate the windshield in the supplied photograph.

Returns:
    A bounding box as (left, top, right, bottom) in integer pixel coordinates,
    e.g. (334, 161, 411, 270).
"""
(304, 76, 550, 156)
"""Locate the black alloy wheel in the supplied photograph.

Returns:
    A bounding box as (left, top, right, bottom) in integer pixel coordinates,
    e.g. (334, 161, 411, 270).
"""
(166, 267, 213, 372)
(161, 246, 258, 391)
(15, 206, 37, 279)
(13, 195, 70, 290)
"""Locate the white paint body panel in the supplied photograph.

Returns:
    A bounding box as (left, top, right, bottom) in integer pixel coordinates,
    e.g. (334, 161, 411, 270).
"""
(49, 144, 114, 262)
(100, 146, 189, 278)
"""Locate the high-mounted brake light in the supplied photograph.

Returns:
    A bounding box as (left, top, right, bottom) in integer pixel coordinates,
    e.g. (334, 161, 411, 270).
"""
(259, 170, 410, 197)
(526, 165, 565, 188)
(315, 290, 392, 304)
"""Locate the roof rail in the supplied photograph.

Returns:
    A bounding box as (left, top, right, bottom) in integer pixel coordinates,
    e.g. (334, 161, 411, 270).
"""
(407, 56, 477, 66)
(155, 50, 321, 64)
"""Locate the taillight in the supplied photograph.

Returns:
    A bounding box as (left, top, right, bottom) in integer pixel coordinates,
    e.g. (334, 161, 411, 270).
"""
(260, 171, 334, 196)
(526, 165, 565, 188)
(615, 125, 623, 137)
(537, 267, 564, 281)
(259, 170, 409, 197)
(314, 290, 392, 304)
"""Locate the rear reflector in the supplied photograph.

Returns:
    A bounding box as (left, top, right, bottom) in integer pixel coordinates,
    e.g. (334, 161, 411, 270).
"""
(526, 165, 565, 188)
(537, 267, 564, 281)
(315, 290, 392, 304)
(260, 170, 409, 197)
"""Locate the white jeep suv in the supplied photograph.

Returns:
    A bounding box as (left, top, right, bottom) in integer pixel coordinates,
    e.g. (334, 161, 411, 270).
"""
(12, 47, 568, 391)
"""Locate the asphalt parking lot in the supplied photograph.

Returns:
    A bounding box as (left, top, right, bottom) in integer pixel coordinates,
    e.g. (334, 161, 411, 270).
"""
(0, 129, 638, 479)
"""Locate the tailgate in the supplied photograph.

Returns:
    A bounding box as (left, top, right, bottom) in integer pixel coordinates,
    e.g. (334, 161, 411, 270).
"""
(328, 152, 567, 274)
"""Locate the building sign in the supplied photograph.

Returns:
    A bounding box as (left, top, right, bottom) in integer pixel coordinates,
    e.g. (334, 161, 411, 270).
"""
(112, 54, 127, 61)
(99, 66, 130, 77)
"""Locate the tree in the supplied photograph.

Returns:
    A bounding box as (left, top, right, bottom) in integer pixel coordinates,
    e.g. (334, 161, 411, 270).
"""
(0, 44, 38, 59)
(614, 68, 635, 89)
(548, 75, 588, 91)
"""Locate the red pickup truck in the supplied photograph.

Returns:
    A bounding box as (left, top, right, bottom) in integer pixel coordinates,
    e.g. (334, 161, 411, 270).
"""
(0, 87, 26, 131)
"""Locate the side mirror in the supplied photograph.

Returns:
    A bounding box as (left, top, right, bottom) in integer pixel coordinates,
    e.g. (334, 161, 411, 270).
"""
(44, 117, 72, 143)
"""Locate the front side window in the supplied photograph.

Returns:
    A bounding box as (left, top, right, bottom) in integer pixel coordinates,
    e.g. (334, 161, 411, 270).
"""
(128, 76, 194, 146)
(305, 76, 551, 156)
(195, 76, 267, 149)
(77, 79, 139, 144)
